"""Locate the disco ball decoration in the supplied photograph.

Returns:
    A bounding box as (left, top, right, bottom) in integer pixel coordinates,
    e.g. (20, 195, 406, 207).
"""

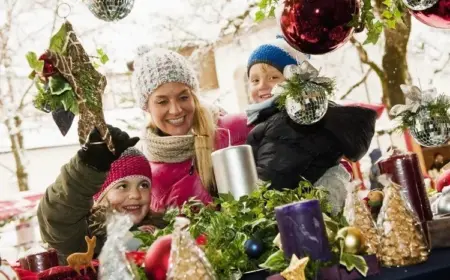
(85, 0, 135, 22)
(409, 108, 450, 147)
(410, 0, 450, 29)
(285, 84, 329, 125)
(280, 0, 360, 55)
(402, 0, 439, 11)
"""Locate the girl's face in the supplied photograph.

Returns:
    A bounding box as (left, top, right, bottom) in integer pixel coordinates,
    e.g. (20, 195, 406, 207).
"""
(147, 82, 196, 136)
(248, 64, 285, 103)
(105, 177, 151, 224)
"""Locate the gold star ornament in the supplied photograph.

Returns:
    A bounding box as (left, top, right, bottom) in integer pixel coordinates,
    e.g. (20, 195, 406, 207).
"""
(280, 255, 309, 280)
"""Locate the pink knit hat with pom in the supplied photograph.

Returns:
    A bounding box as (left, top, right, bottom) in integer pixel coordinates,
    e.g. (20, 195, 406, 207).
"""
(94, 147, 152, 203)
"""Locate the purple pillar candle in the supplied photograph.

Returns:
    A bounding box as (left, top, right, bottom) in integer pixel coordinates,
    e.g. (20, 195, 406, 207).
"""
(275, 199, 331, 261)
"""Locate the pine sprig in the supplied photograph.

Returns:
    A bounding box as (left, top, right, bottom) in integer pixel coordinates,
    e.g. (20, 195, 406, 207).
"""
(276, 73, 335, 108)
(393, 94, 450, 131)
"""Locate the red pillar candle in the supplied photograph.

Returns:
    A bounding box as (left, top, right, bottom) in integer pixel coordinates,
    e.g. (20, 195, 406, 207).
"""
(393, 154, 433, 222)
(26, 249, 59, 273)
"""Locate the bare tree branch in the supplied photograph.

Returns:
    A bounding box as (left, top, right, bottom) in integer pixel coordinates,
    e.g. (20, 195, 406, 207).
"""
(0, 162, 15, 174)
(350, 36, 386, 84)
(340, 69, 372, 100)
(218, 2, 258, 38)
(434, 53, 450, 74)
(18, 81, 34, 110)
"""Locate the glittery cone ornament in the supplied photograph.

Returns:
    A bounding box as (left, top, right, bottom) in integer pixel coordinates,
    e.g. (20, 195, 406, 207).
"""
(167, 217, 216, 280)
(99, 211, 138, 280)
(376, 176, 429, 267)
(344, 181, 380, 256)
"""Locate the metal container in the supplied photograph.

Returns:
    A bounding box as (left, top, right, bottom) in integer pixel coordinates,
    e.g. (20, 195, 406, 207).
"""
(211, 145, 259, 199)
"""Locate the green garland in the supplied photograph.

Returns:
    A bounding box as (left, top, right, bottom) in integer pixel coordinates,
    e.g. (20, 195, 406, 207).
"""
(276, 73, 336, 109)
(134, 182, 368, 279)
(393, 94, 450, 131)
(26, 25, 108, 115)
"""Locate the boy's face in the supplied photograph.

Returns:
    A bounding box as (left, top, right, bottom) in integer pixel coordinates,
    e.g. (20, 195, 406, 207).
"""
(248, 64, 285, 103)
(104, 177, 151, 224)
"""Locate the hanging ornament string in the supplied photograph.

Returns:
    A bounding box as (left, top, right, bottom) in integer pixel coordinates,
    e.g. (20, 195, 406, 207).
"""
(57, 2, 72, 19)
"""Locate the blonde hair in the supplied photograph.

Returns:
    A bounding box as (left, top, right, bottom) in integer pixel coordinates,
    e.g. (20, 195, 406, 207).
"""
(147, 93, 216, 192)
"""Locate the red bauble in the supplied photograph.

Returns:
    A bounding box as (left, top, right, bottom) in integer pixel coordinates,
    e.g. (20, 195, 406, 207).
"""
(144, 235, 172, 280)
(195, 233, 208, 246)
(410, 0, 450, 29)
(280, 0, 360, 55)
(436, 169, 450, 192)
(126, 251, 146, 267)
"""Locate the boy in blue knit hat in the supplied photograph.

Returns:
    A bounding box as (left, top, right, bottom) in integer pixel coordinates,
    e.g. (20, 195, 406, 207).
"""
(245, 38, 377, 213)
(246, 37, 310, 124)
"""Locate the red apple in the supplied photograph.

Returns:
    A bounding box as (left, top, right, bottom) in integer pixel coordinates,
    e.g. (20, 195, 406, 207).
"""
(144, 235, 172, 280)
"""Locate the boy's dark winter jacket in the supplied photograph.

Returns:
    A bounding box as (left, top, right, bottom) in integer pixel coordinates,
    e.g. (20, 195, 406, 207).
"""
(246, 103, 377, 190)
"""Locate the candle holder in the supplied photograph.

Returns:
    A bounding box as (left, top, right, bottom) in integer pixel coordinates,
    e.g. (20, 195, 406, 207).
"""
(275, 199, 332, 261)
(211, 144, 259, 199)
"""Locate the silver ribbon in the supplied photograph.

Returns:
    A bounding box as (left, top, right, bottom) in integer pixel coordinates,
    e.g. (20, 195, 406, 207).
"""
(283, 61, 334, 85)
(389, 84, 438, 116)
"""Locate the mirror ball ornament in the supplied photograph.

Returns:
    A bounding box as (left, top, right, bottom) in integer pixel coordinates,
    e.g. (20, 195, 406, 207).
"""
(279, 0, 361, 55)
(402, 0, 439, 10)
(285, 84, 329, 125)
(85, 0, 135, 22)
(409, 0, 450, 29)
(409, 108, 450, 147)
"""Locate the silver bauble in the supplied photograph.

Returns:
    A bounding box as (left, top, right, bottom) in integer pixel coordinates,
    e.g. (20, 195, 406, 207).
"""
(285, 84, 328, 125)
(85, 0, 135, 22)
(409, 108, 450, 147)
(401, 0, 439, 11)
(438, 189, 450, 214)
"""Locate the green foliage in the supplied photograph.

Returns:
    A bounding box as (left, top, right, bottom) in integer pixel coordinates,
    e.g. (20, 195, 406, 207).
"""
(49, 23, 68, 53)
(25, 52, 44, 73)
(27, 24, 108, 115)
(134, 182, 364, 279)
(255, 0, 405, 45)
(276, 73, 336, 108)
(393, 94, 450, 131)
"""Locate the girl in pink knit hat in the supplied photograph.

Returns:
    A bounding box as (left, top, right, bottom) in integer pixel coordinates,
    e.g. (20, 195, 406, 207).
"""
(37, 125, 165, 264)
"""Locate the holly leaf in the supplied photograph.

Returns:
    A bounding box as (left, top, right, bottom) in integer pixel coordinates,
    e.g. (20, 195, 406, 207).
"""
(49, 76, 72, 96)
(340, 252, 368, 276)
(25, 52, 44, 73)
(259, 250, 288, 271)
(49, 23, 68, 53)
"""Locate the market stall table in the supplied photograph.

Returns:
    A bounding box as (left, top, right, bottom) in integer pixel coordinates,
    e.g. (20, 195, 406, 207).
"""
(366, 248, 450, 280)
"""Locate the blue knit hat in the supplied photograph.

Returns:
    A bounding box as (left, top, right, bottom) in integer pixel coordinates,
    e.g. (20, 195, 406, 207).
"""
(247, 36, 310, 76)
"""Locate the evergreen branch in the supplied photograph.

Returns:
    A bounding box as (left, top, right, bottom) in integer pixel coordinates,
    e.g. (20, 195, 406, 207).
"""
(340, 69, 372, 100)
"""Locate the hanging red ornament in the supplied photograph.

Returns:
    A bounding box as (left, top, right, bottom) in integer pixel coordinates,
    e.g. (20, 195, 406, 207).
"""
(280, 0, 360, 55)
(410, 0, 450, 29)
(144, 235, 172, 280)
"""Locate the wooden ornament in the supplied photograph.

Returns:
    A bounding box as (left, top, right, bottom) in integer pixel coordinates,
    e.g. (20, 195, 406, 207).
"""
(67, 236, 97, 276)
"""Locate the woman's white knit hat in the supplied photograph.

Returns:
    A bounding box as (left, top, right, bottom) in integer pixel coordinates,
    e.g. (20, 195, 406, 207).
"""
(132, 46, 199, 111)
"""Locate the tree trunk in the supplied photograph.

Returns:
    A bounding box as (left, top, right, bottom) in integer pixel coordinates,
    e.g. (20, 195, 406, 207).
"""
(5, 118, 29, 192)
(4, 75, 29, 192)
(376, 2, 412, 110)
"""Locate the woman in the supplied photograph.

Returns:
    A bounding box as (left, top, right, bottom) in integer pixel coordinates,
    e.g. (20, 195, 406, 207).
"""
(132, 47, 252, 212)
